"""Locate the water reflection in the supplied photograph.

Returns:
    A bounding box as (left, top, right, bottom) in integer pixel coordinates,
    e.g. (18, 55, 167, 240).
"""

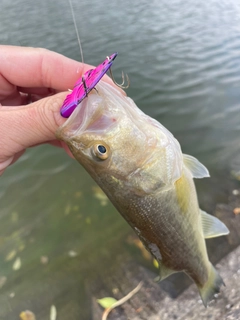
(0, 0, 240, 318)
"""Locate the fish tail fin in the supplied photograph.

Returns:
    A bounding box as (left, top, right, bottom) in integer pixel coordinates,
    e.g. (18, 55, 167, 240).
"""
(198, 264, 224, 307)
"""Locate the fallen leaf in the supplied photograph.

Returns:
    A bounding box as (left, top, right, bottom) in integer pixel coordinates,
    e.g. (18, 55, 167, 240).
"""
(98, 282, 143, 320)
(5, 250, 17, 261)
(112, 288, 119, 295)
(19, 310, 36, 320)
(92, 186, 108, 206)
(68, 250, 78, 258)
(12, 257, 21, 270)
(50, 305, 57, 320)
(97, 297, 118, 309)
(40, 256, 49, 265)
(233, 207, 240, 215)
(64, 203, 71, 215)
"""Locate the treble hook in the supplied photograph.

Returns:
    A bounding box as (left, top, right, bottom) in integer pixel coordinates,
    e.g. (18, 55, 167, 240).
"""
(109, 68, 130, 89)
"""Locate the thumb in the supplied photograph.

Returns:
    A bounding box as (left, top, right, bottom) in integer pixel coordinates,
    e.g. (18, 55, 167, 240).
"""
(0, 92, 67, 161)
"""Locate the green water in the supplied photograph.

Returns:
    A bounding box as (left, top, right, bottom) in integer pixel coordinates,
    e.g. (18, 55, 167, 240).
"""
(1, 0, 240, 318)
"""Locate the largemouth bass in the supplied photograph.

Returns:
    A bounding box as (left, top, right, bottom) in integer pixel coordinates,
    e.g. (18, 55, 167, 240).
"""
(56, 81, 229, 306)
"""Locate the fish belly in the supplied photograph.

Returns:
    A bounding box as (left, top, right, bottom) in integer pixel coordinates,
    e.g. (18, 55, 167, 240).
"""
(100, 170, 210, 288)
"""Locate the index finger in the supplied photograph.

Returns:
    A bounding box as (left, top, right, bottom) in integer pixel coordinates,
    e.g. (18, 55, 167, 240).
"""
(0, 45, 94, 91)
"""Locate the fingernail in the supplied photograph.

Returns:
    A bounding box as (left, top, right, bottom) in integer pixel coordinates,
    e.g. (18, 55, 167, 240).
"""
(0, 156, 14, 173)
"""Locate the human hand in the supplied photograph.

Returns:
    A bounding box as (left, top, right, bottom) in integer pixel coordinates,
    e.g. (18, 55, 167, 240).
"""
(0, 46, 114, 175)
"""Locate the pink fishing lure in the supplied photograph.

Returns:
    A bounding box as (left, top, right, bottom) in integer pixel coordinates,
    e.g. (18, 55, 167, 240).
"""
(60, 53, 118, 118)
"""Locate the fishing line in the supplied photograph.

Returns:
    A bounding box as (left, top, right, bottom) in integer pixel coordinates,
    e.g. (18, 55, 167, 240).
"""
(68, 0, 84, 64)
(67, 0, 129, 91)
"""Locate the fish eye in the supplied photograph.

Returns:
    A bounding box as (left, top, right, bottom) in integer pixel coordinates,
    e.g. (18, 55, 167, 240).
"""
(92, 143, 109, 160)
(98, 145, 106, 154)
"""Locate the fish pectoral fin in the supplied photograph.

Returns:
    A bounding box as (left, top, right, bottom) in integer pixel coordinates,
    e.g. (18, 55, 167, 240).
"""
(201, 209, 229, 238)
(156, 263, 176, 282)
(183, 154, 210, 179)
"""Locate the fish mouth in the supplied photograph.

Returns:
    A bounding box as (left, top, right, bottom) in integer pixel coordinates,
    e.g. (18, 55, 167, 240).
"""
(56, 92, 102, 141)
(56, 82, 121, 143)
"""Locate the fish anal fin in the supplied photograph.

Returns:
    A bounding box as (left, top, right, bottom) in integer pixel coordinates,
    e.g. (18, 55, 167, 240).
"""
(201, 209, 229, 239)
(198, 264, 224, 307)
(156, 263, 176, 282)
(183, 154, 210, 179)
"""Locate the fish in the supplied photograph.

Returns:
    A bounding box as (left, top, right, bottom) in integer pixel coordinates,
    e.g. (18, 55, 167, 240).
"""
(56, 80, 229, 306)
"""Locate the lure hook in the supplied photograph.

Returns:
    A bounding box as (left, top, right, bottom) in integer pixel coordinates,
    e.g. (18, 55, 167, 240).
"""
(109, 68, 130, 89)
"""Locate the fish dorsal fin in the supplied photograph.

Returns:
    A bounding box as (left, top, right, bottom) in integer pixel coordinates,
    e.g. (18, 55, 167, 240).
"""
(200, 209, 229, 238)
(183, 154, 210, 179)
